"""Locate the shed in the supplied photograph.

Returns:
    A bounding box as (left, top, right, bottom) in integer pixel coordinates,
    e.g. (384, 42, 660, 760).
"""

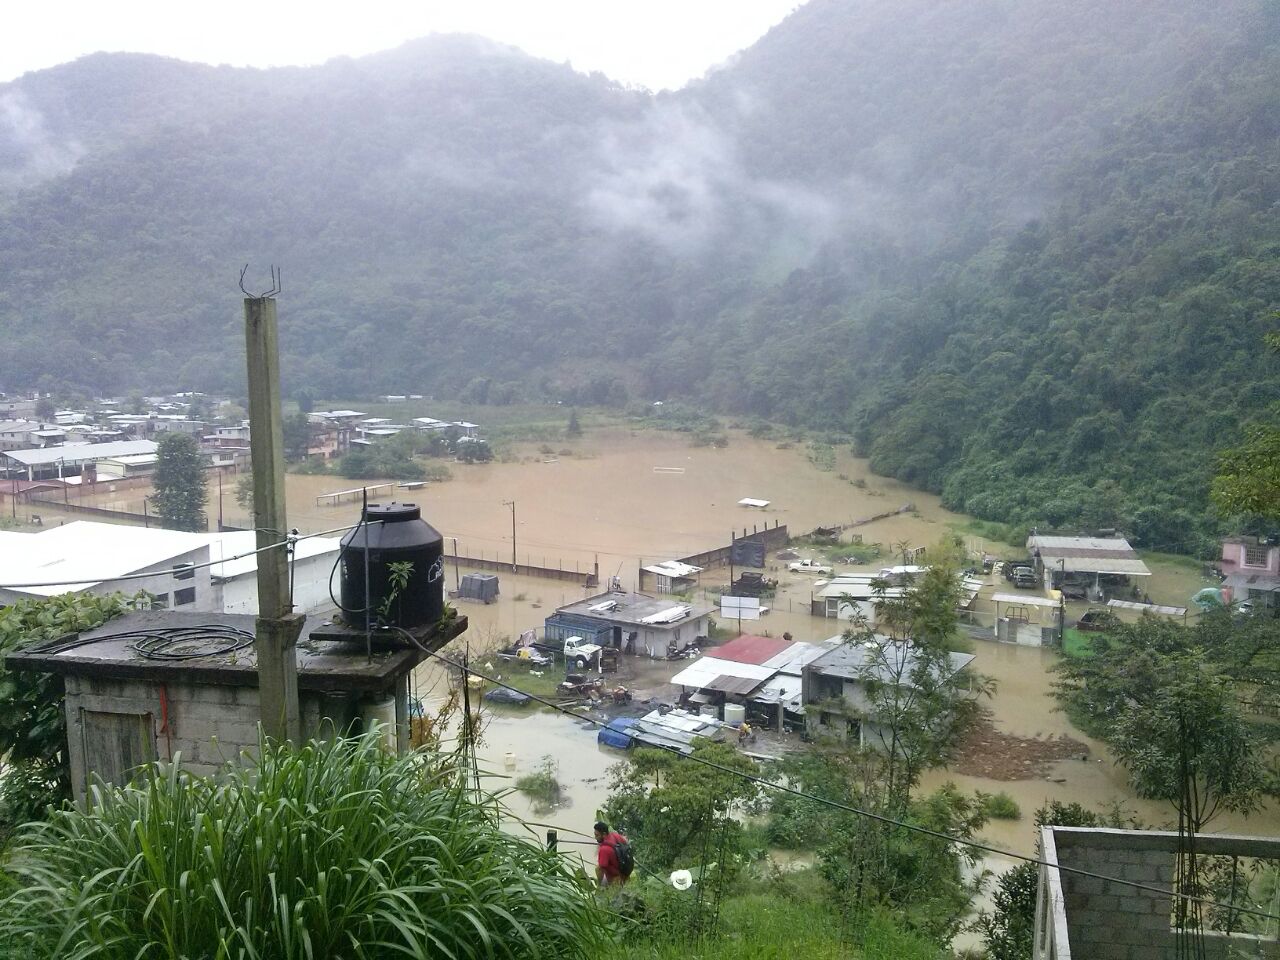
(1026, 535, 1150, 595)
(5, 609, 467, 802)
(458, 572, 500, 603)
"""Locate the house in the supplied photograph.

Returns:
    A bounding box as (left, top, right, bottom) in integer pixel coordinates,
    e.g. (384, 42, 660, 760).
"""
(1220, 535, 1280, 613)
(0, 395, 38, 418)
(1027, 534, 1151, 598)
(811, 569, 983, 621)
(544, 591, 713, 658)
(639, 559, 703, 594)
(0, 439, 159, 480)
(202, 530, 342, 615)
(0, 520, 214, 610)
(0, 420, 41, 452)
(801, 636, 975, 747)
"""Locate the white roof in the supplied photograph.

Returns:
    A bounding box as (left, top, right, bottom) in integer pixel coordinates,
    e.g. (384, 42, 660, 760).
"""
(738, 498, 771, 508)
(642, 560, 703, 578)
(992, 592, 1060, 609)
(2, 440, 158, 467)
(815, 582, 907, 600)
(0, 521, 207, 596)
(101, 453, 158, 466)
(1027, 535, 1152, 577)
(201, 531, 341, 580)
(313, 410, 366, 419)
(669, 656, 776, 688)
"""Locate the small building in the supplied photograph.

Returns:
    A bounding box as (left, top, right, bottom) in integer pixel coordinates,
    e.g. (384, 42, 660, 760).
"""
(0, 520, 214, 610)
(639, 559, 703, 594)
(458, 572, 500, 603)
(802, 636, 974, 746)
(1027, 535, 1151, 598)
(1220, 535, 1279, 613)
(97, 452, 159, 479)
(202, 531, 343, 615)
(544, 591, 713, 658)
(5, 608, 468, 801)
(991, 592, 1061, 645)
(0, 419, 41, 452)
(1, 439, 158, 481)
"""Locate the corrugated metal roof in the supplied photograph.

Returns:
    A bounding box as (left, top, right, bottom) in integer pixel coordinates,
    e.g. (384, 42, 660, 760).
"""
(711, 634, 793, 664)
(669, 656, 776, 688)
(0, 521, 207, 596)
(2, 440, 158, 467)
(1027, 535, 1151, 576)
(704, 674, 766, 695)
(761, 641, 827, 673)
(1107, 599, 1188, 617)
(992, 592, 1060, 609)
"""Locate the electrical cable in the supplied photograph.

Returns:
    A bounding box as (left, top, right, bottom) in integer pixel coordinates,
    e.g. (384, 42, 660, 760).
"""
(29, 625, 256, 660)
(379, 624, 1280, 924)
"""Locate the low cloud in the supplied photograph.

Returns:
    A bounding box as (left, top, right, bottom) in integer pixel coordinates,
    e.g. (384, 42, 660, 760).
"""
(0, 92, 82, 192)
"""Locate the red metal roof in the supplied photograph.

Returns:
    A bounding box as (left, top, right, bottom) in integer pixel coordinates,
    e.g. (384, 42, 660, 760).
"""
(711, 634, 793, 665)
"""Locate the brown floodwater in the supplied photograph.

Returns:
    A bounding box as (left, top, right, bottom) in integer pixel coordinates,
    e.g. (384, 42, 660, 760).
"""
(27, 427, 1278, 871)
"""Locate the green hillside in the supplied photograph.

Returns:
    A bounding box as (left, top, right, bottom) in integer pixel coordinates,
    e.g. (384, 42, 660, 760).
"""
(1, 0, 1278, 550)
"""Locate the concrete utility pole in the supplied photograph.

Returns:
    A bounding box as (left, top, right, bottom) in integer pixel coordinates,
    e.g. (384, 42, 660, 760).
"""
(504, 499, 517, 570)
(242, 266, 303, 743)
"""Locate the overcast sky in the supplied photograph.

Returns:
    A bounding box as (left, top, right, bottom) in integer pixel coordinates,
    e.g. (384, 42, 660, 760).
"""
(2, 1, 804, 90)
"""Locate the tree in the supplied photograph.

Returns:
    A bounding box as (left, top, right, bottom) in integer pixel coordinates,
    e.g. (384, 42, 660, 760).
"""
(151, 432, 208, 531)
(1212, 423, 1280, 520)
(33, 396, 55, 421)
(0, 594, 132, 828)
(602, 741, 761, 876)
(566, 409, 582, 437)
(282, 412, 311, 462)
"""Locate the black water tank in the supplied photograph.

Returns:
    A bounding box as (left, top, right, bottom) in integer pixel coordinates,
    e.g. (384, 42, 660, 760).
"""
(340, 502, 445, 629)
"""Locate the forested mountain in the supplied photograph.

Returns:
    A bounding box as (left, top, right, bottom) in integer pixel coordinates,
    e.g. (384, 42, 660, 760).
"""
(2, 0, 1278, 549)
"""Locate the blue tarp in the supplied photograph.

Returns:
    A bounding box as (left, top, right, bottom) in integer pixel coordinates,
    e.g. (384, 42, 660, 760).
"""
(597, 717, 638, 749)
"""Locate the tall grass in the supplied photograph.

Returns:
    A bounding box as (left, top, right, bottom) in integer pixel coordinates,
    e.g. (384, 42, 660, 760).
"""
(0, 734, 608, 959)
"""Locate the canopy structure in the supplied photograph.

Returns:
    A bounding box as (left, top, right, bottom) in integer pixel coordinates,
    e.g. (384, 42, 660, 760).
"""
(737, 498, 771, 508)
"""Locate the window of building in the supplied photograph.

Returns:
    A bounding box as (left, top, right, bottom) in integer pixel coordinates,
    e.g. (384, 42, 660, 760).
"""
(172, 562, 195, 581)
(174, 587, 196, 607)
(149, 594, 169, 609)
(1244, 543, 1270, 567)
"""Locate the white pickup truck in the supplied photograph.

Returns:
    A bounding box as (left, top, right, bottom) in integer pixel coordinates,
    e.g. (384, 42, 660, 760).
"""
(562, 636, 605, 670)
(788, 558, 833, 575)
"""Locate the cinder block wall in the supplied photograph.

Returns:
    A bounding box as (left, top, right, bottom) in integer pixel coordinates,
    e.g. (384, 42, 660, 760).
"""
(1045, 828, 1280, 960)
(64, 675, 354, 799)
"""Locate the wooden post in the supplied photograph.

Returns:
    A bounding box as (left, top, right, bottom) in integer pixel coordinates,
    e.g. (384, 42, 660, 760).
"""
(244, 291, 302, 743)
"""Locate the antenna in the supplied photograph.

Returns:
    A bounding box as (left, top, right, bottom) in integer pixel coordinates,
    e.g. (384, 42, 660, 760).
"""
(239, 264, 282, 299)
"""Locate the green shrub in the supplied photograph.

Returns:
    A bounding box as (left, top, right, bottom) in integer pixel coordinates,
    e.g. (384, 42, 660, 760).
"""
(979, 791, 1022, 820)
(0, 735, 607, 959)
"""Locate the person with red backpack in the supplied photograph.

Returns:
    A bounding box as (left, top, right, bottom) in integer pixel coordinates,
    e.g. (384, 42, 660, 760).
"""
(594, 820, 632, 887)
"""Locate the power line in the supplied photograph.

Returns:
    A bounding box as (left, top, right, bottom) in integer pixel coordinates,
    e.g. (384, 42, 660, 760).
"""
(391, 626, 1280, 924)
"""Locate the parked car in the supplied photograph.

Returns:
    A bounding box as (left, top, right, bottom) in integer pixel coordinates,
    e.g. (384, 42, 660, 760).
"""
(788, 558, 833, 575)
(1075, 609, 1111, 632)
(1011, 566, 1037, 589)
